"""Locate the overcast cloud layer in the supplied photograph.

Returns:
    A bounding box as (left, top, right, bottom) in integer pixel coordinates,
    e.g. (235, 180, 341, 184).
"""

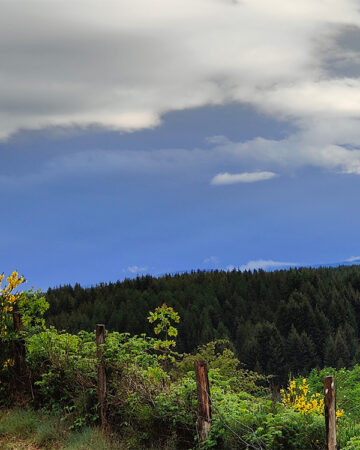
(2, 0, 360, 176)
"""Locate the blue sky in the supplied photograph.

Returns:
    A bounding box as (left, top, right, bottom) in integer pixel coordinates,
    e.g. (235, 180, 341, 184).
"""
(1, 1, 360, 289)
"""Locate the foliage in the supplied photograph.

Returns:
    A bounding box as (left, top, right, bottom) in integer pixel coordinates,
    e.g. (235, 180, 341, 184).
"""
(207, 393, 325, 449)
(344, 436, 360, 449)
(281, 378, 324, 415)
(148, 303, 180, 362)
(0, 274, 49, 382)
(18, 289, 49, 332)
(305, 366, 360, 421)
(0, 271, 26, 338)
(5, 291, 360, 448)
(45, 265, 360, 382)
(173, 340, 268, 394)
(298, 367, 360, 448)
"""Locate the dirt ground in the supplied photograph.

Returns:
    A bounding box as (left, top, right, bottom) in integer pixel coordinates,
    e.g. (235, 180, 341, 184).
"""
(0, 437, 42, 450)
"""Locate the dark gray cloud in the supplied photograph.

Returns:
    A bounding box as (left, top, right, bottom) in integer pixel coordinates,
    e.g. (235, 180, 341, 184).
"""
(321, 25, 360, 78)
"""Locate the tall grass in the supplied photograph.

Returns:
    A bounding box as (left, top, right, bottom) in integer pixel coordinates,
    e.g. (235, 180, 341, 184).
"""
(0, 409, 116, 449)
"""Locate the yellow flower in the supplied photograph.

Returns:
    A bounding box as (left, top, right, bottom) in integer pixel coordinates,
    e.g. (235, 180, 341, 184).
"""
(0, 270, 26, 337)
(336, 409, 344, 419)
(3, 358, 14, 369)
(282, 378, 324, 415)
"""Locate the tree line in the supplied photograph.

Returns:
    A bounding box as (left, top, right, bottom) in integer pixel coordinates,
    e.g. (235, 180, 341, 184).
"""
(45, 265, 360, 382)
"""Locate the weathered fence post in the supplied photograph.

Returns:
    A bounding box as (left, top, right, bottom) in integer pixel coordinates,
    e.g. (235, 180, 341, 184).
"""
(194, 360, 212, 445)
(96, 324, 107, 431)
(270, 383, 280, 403)
(324, 375, 337, 450)
(12, 312, 27, 392)
(12, 311, 24, 332)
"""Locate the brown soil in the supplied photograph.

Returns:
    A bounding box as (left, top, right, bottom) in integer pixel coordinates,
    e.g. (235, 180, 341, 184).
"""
(0, 437, 41, 450)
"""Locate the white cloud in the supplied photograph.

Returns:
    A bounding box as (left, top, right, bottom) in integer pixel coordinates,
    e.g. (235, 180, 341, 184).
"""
(345, 256, 360, 262)
(238, 259, 298, 271)
(209, 121, 360, 175)
(127, 265, 148, 274)
(203, 256, 219, 265)
(211, 171, 277, 185)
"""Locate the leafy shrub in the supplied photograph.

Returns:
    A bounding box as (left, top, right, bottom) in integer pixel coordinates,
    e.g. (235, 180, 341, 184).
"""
(281, 378, 323, 415)
(207, 394, 325, 449)
(344, 436, 360, 449)
(173, 340, 268, 395)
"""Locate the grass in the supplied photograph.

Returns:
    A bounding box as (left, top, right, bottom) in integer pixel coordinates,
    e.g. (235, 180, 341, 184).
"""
(0, 410, 39, 440)
(0, 409, 117, 450)
(62, 428, 114, 450)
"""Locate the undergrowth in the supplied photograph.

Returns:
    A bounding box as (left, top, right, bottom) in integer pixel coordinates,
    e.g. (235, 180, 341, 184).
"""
(0, 409, 116, 449)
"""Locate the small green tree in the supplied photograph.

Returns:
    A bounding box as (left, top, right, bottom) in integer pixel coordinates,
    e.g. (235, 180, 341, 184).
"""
(18, 289, 49, 332)
(148, 304, 180, 363)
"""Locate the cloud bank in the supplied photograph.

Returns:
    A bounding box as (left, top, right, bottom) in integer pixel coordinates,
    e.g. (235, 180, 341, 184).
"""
(345, 256, 360, 262)
(239, 260, 299, 271)
(2, 1, 360, 174)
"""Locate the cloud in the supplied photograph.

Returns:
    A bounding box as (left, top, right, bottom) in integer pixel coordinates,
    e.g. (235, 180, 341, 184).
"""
(127, 265, 148, 274)
(345, 256, 360, 262)
(203, 256, 219, 265)
(0, 2, 359, 135)
(209, 122, 360, 175)
(1, 1, 360, 177)
(211, 171, 277, 185)
(238, 259, 298, 271)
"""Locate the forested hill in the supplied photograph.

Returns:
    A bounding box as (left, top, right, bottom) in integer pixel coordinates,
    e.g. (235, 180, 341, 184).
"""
(45, 265, 360, 381)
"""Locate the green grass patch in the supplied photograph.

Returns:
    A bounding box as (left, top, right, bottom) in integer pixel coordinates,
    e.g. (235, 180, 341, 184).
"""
(0, 409, 118, 449)
(62, 427, 115, 450)
(0, 409, 39, 439)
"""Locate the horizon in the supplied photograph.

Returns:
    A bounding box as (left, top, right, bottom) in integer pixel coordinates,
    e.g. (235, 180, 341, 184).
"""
(42, 258, 360, 291)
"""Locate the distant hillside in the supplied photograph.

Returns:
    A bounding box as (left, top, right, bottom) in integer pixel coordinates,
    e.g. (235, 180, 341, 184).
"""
(45, 265, 360, 382)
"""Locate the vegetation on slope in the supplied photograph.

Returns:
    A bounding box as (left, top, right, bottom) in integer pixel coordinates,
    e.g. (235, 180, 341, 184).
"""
(46, 265, 360, 382)
(2, 270, 360, 448)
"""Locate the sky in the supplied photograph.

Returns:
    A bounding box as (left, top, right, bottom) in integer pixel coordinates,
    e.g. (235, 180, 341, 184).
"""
(2, 0, 360, 289)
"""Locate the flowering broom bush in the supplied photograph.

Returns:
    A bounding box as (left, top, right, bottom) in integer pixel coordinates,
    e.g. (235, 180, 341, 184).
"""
(281, 378, 324, 415)
(0, 271, 26, 338)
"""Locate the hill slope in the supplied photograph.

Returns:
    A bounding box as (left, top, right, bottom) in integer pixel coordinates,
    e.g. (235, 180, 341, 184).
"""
(45, 265, 360, 381)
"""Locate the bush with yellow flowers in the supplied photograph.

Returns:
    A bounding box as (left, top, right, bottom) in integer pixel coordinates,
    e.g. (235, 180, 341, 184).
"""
(0, 271, 26, 338)
(0, 271, 49, 383)
(281, 378, 324, 415)
(281, 377, 344, 419)
(0, 271, 49, 340)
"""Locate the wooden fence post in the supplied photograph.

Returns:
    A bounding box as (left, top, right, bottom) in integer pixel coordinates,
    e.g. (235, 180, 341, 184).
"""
(96, 324, 107, 431)
(194, 360, 212, 444)
(324, 375, 337, 450)
(12, 312, 24, 332)
(12, 312, 27, 389)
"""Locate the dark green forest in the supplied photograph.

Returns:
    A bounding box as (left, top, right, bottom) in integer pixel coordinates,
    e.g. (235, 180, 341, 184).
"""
(45, 265, 360, 383)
